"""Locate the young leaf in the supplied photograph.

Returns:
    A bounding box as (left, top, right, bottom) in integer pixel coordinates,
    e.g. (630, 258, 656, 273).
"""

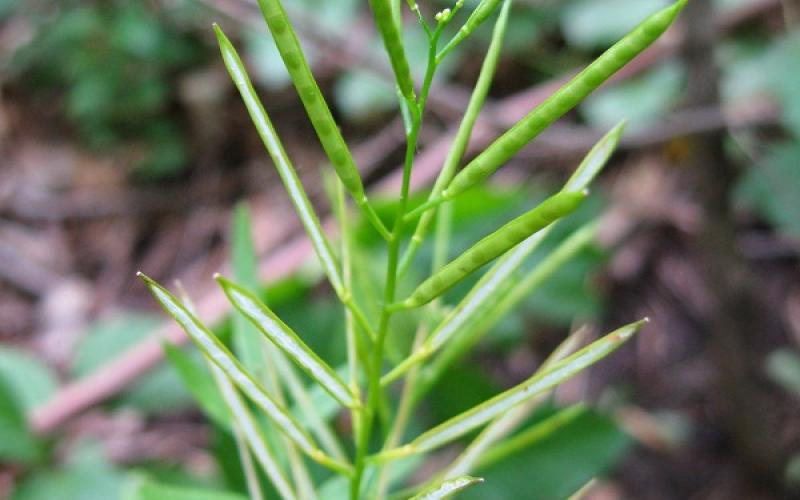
(372, 319, 647, 461)
(217, 276, 356, 409)
(230, 204, 272, 383)
(163, 343, 230, 431)
(397, 190, 587, 309)
(411, 476, 485, 500)
(214, 25, 344, 295)
(137, 273, 320, 461)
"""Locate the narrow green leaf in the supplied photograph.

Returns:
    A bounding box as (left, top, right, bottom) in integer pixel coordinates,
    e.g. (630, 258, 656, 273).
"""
(163, 343, 230, 430)
(229, 203, 272, 382)
(373, 319, 647, 461)
(127, 478, 249, 500)
(214, 25, 344, 295)
(411, 476, 485, 500)
(137, 273, 318, 458)
(398, 190, 587, 309)
(0, 376, 41, 465)
(217, 276, 356, 409)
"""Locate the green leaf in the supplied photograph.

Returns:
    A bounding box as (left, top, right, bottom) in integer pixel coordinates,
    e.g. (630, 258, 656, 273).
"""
(333, 69, 396, 121)
(581, 61, 684, 129)
(230, 203, 272, 383)
(561, 0, 671, 49)
(0, 376, 41, 465)
(13, 442, 128, 500)
(163, 343, 230, 430)
(766, 349, 800, 398)
(214, 25, 345, 294)
(73, 313, 193, 414)
(459, 408, 630, 500)
(411, 476, 485, 500)
(735, 142, 800, 237)
(125, 478, 248, 500)
(0, 346, 58, 412)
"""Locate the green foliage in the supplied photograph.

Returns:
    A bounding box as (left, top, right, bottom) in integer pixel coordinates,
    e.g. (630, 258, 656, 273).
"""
(0, 346, 58, 413)
(12, 1, 204, 178)
(13, 442, 128, 500)
(74, 313, 194, 413)
(766, 349, 800, 398)
(735, 142, 800, 237)
(0, 377, 42, 465)
(139, 1, 686, 498)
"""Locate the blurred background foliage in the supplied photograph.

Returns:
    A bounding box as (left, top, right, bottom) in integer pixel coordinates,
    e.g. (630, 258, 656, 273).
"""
(1, 0, 799, 499)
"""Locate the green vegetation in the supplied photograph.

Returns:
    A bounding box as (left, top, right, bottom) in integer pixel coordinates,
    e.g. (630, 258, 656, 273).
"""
(138, 1, 685, 498)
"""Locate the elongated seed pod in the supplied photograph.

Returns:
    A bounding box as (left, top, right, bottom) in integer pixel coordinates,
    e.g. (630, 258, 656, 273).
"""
(398, 0, 512, 279)
(254, 0, 365, 199)
(137, 273, 317, 455)
(368, 0, 416, 105)
(440, 0, 686, 201)
(439, 0, 504, 60)
(214, 25, 344, 294)
(370, 320, 646, 462)
(400, 190, 587, 308)
(217, 276, 356, 409)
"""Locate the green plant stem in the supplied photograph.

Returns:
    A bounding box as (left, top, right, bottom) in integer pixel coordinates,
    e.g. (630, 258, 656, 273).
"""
(351, 27, 442, 500)
(375, 326, 426, 498)
(398, 0, 510, 278)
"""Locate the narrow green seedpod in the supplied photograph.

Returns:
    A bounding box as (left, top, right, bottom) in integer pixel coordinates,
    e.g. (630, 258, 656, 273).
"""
(475, 404, 586, 470)
(253, 0, 391, 240)
(438, 328, 590, 481)
(428, 0, 686, 208)
(214, 25, 344, 294)
(217, 276, 357, 409)
(397, 190, 587, 309)
(137, 273, 316, 457)
(383, 221, 597, 387)
(210, 364, 297, 500)
(411, 476, 484, 500)
(563, 120, 626, 192)
(438, 0, 503, 61)
(371, 319, 647, 461)
(368, 0, 417, 106)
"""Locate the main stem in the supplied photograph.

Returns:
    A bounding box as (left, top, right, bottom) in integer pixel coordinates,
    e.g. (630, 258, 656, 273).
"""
(350, 30, 440, 499)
